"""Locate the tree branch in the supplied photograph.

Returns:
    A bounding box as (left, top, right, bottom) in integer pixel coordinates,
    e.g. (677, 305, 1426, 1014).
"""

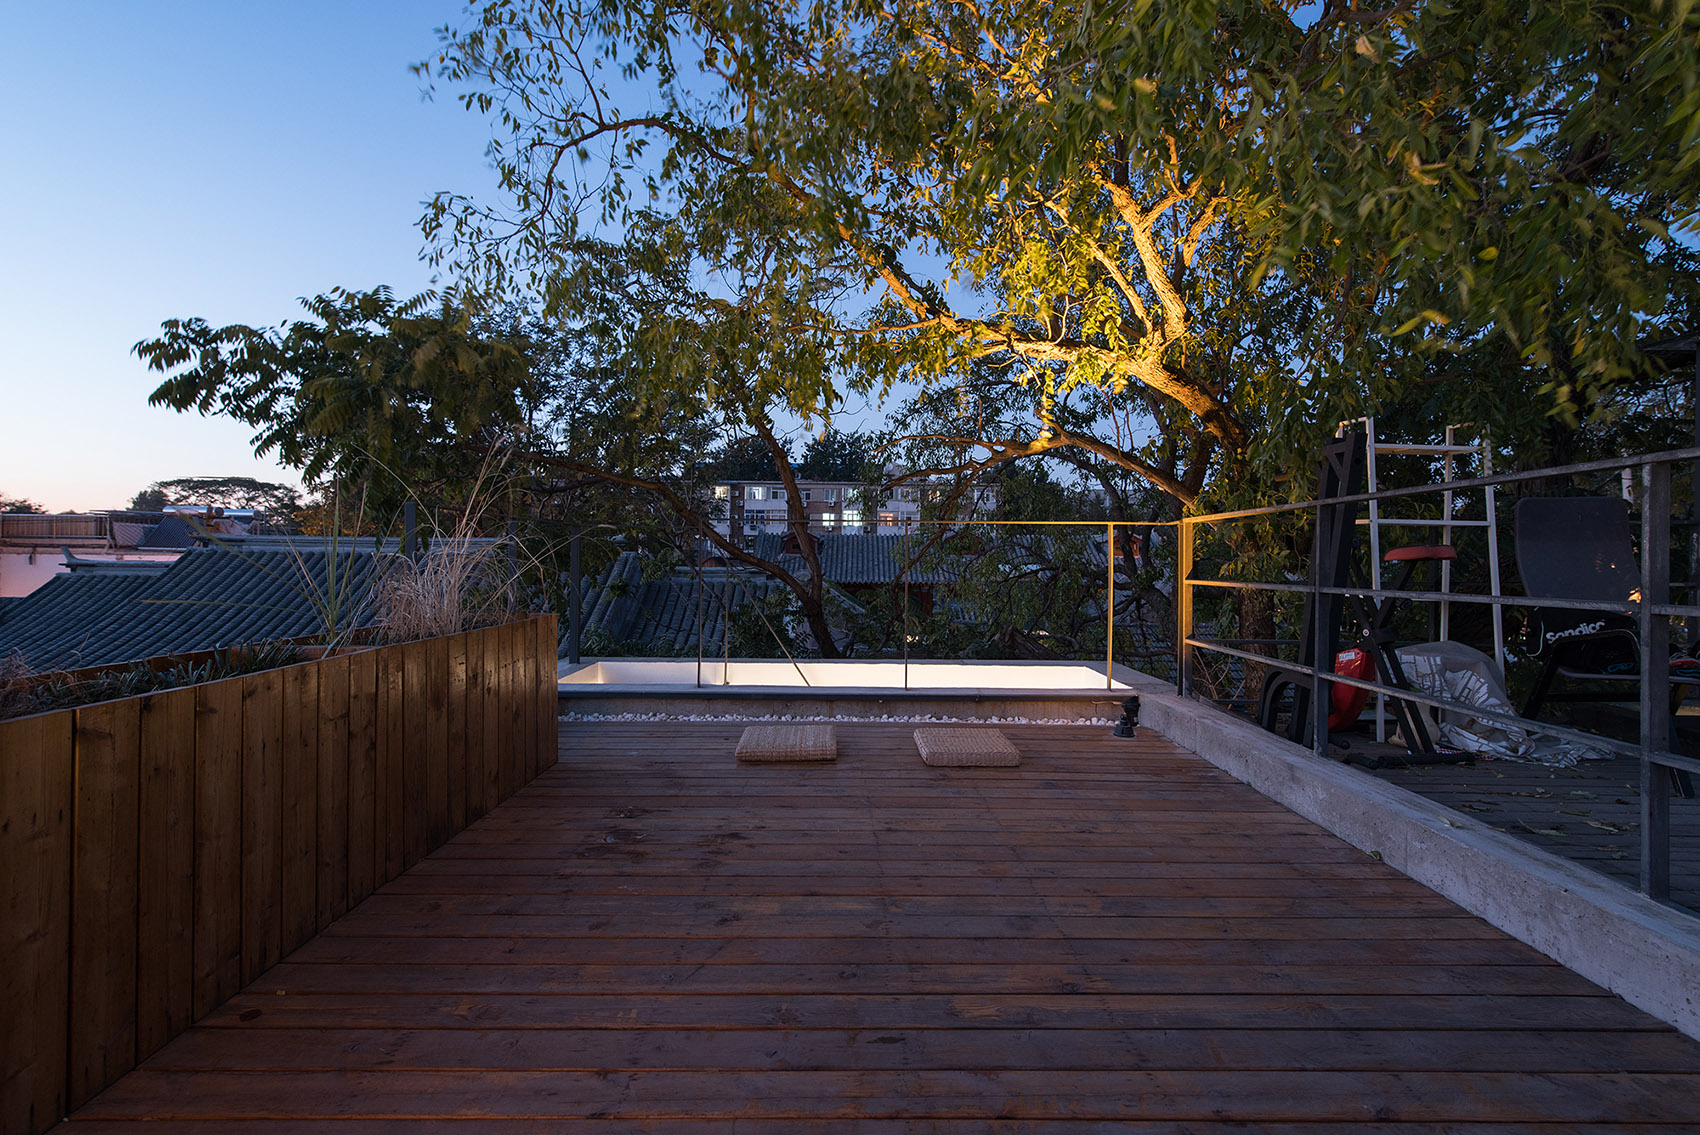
(888, 430, 1197, 506)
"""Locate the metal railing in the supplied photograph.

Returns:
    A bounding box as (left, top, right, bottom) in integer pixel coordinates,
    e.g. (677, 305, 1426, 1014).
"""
(1177, 446, 1700, 904)
(635, 516, 1174, 689)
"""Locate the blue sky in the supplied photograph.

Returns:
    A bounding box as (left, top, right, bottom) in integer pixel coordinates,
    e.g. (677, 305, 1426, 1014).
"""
(0, 2, 499, 511)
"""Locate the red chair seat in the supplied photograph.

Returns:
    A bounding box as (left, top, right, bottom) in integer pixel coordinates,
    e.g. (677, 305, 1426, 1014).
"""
(1384, 544, 1457, 563)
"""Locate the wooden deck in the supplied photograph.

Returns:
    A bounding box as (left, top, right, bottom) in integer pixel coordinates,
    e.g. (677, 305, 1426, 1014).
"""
(59, 720, 1700, 1130)
(1367, 751, 1700, 913)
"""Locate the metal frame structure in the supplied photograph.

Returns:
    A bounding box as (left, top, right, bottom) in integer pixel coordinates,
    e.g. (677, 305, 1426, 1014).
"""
(1176, 446, 1700, 904)
(671, 516, 1172, 691)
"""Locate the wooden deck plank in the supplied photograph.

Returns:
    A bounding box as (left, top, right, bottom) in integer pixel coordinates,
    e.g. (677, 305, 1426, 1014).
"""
(402, 854, 1405, 879)
(51, 1121, 1700, 1135)
(401, 639, 431, 869)
(59, 720, 1700, 1129)
(238, 670, 284, 984)
(1, 712, 74, 1134)
(282, 931, 1552, 968)
(475, 626, 500, 820)
(135, 687, 195, 1061)
(313, 655, 351, 928)
(61, 1067, 1700, 1123)
(446, 628, 469, 836)
(189, 678, 242, 1020)
(50, 1123, 1700, 1135)
(1366, 752, 1700, 912)
(193, 989, 1668, 1032)
(423, 634, 451, 854)
(374, 869, 1463, 897)
(139, 1024, 1700, 1074)
(69, 697, 142, 1108)
(375, 644, 404, 885)
(344, 649, 378, 906)
(277, 662, 317, 959)
(244, 958, 1598, 997)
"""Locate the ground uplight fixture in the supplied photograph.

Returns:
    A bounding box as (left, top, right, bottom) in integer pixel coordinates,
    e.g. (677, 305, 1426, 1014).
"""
(1112, 695, 1139, 738)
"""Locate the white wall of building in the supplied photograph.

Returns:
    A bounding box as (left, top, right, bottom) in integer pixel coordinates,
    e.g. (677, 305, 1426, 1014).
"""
(0, 550, 70, 597)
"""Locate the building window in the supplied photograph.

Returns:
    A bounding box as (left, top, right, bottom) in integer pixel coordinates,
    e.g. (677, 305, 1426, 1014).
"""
(801, 490, 811, 502)
(713, 485, 729, 499)
(841, 509, 862, 523)
(823, 488, 839, 502)
(748, 486, 767, 500)
(772, 488, 785, 501)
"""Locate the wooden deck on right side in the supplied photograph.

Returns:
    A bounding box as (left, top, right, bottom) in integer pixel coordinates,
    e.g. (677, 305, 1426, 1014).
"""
(60, 720, 1700, 1130)
(1364, 749, 1700, 912)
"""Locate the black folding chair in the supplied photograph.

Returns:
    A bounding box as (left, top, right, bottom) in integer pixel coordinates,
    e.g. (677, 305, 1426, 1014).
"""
(1515, 496, 1695, 795)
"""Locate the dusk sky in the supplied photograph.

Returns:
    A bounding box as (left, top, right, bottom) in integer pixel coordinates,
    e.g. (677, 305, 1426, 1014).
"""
(0, 2, 501, 512)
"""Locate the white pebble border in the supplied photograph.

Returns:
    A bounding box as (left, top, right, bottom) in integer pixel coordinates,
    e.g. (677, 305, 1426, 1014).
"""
(559, 711, 1117, 726)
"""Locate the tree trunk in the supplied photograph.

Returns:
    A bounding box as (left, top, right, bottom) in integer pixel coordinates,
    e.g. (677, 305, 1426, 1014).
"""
(797, 590, 842, 659)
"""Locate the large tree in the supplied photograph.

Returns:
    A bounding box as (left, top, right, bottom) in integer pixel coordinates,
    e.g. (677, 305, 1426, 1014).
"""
(136, 287, 549, 522)
(128, 476, 302, 516)
(419, 0, 1699, 511)
(137, 275, 865, 655)
(0, 493, 45, 515)
(797, 429, 879, 482)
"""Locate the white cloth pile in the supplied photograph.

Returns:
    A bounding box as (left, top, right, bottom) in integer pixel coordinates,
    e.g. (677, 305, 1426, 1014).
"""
(1395, 641, 1609, 766)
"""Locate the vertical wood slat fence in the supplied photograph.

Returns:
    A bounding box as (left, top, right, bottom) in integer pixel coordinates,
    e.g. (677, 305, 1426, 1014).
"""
(0, 614, 559, 1134)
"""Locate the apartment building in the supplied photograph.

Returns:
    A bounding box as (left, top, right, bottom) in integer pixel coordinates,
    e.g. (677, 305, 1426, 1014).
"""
(710, 477, 997, 547)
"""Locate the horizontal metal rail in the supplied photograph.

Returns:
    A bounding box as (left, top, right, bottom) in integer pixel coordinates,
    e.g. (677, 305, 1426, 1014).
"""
(1177, 448, 1696, 908)
(1186, 578, 1700, 621)
(1184, 634, 1700, 778)
(1189, 445, 1700, 526)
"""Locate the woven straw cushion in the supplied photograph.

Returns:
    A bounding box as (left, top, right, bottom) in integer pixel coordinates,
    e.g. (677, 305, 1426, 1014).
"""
(914, 727, 1021, 767)
(736, 723, 837, 763)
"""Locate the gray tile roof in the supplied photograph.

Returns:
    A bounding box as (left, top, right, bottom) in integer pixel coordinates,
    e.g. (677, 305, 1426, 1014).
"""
(138, 515, 196, 549)
(570, 537, 960, 657)
(109, 521, 153, 548)
(573, 552, 783, 655)
(0, 545, 387, 672)
(746, 533, 956, 586)
(0, 596, 19, 623)
(0, 572, 163, 668)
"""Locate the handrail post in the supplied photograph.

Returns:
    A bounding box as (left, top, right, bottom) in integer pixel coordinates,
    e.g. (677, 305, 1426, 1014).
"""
(1176, 517, 1194, 696)
(693, 539, 703, 688)
(1106, 521, 1115, 689)
(1639, 459, 1673, 901)
(1311, 498, 1331, 758)
(569, 528, 582, 667)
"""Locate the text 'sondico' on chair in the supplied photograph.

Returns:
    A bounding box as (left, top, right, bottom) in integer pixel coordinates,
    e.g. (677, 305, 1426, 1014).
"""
(1514, 495, 1695, 796)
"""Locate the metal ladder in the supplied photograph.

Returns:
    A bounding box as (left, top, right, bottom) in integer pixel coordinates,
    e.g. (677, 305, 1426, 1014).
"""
(1339, 418, 1507, 740)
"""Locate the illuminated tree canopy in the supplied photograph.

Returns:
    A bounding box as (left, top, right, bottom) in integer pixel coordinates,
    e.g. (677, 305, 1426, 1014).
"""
(418, 0, 1700, 507)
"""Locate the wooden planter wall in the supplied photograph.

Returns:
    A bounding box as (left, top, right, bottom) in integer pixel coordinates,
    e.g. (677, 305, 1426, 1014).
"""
(0, 614, 559, 1133)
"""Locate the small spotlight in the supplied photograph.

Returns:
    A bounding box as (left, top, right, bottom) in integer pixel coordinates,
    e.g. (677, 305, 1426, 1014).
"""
(1112, 695, 1139, 738)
